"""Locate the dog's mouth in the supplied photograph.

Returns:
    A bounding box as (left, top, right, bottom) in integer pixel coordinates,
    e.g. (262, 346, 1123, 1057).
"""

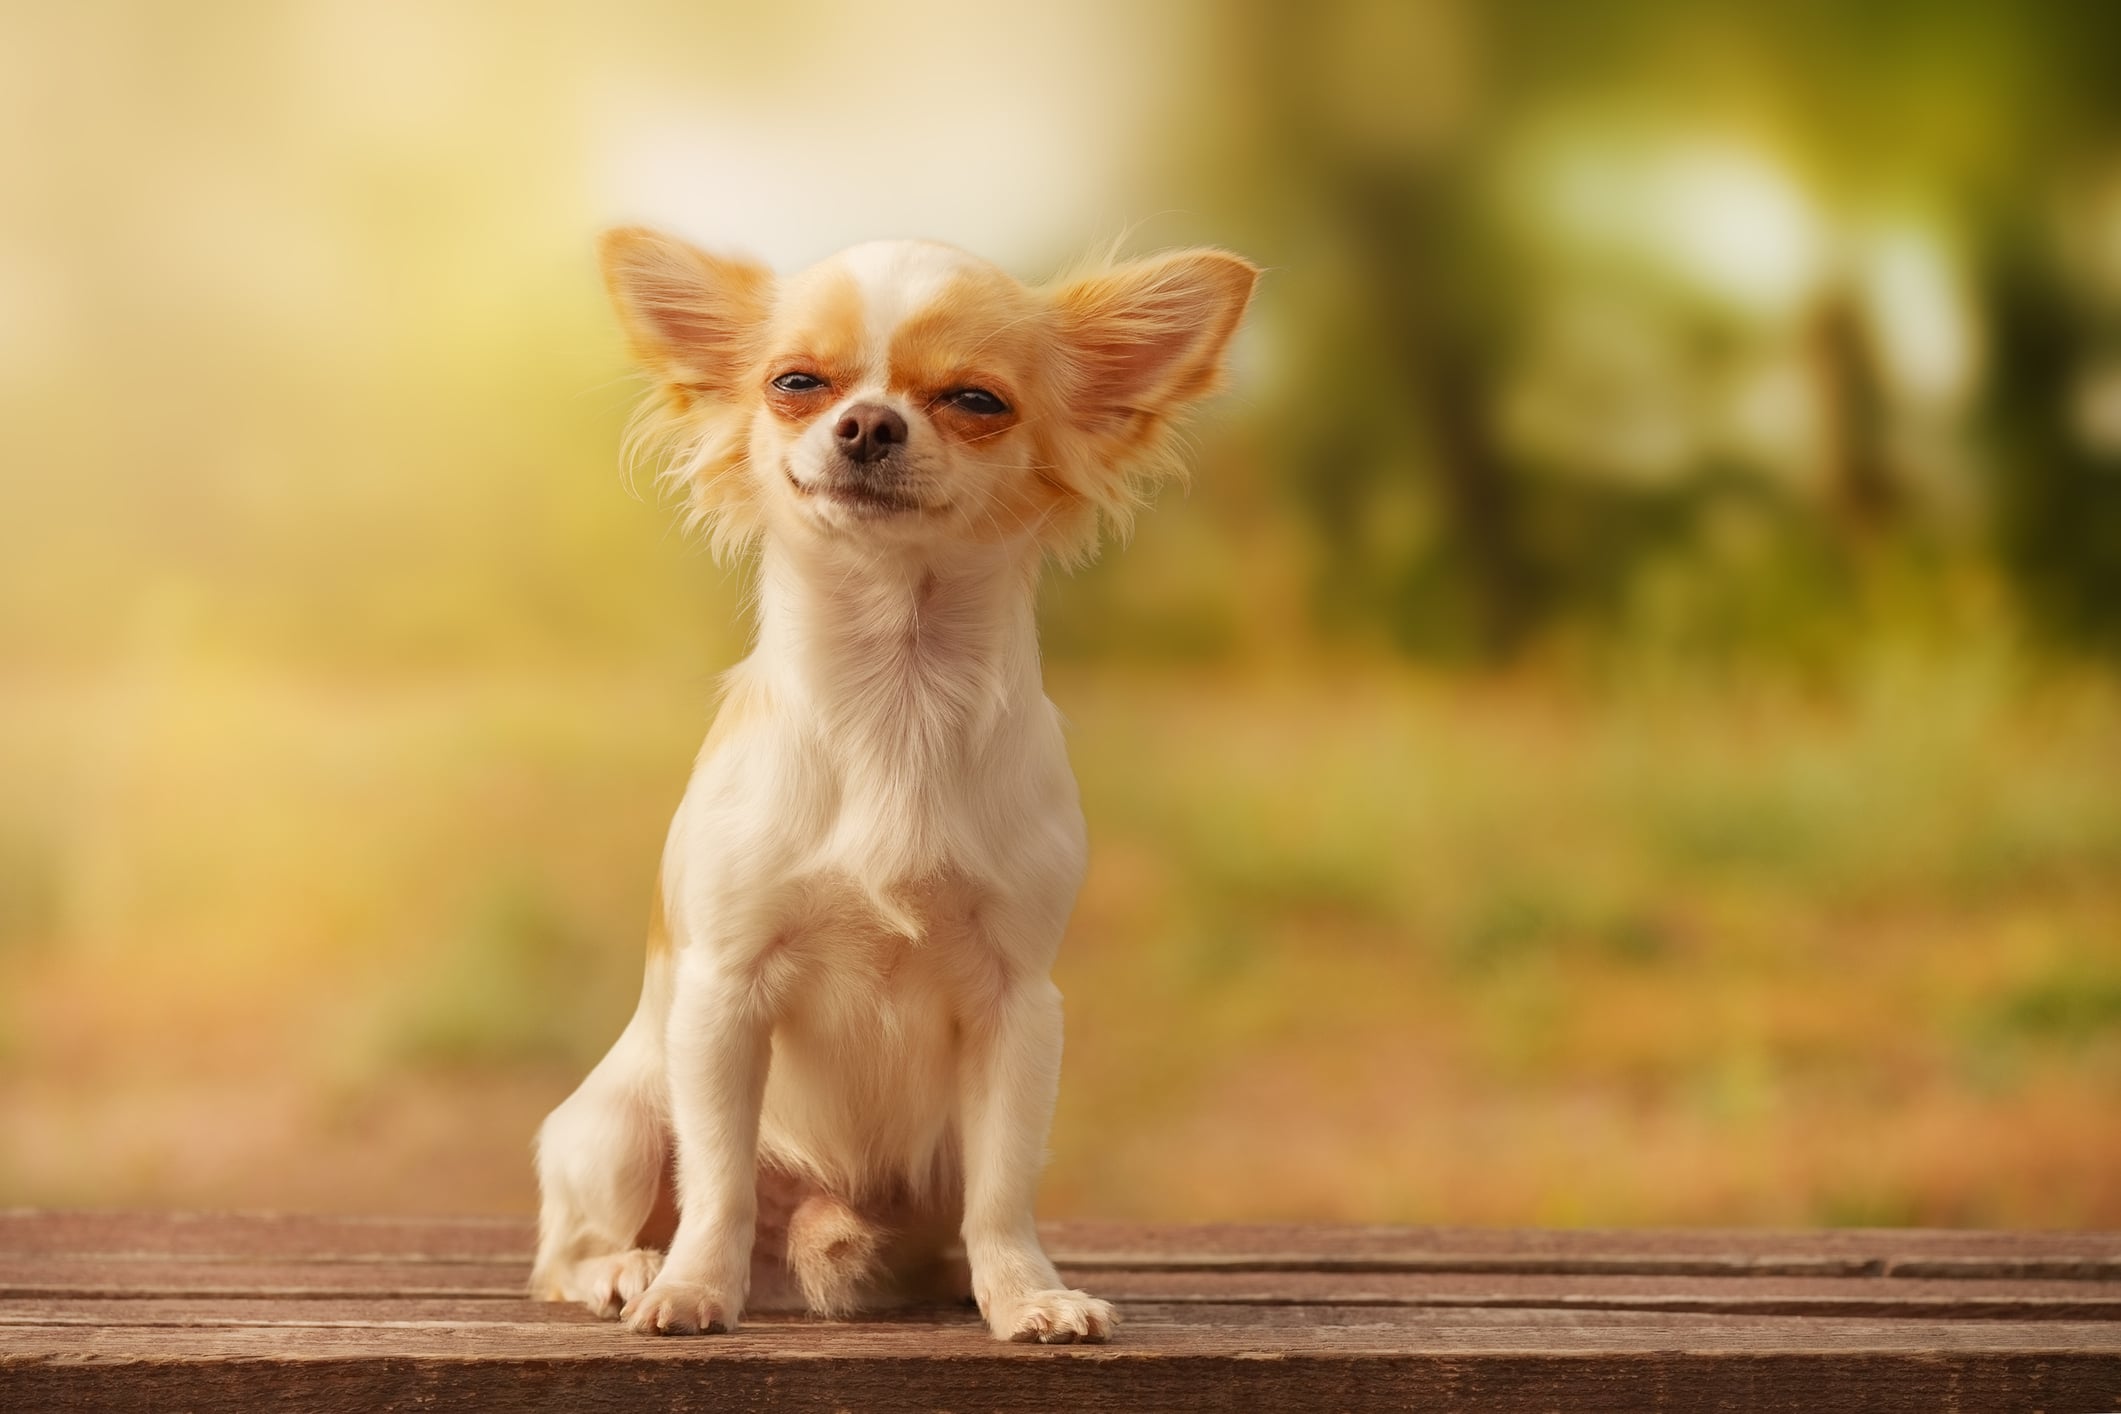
(786, 466, 926, 517)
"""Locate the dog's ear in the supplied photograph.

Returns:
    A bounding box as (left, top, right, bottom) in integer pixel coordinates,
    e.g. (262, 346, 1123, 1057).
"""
(599, 227, 774, 403)
(1050, 249, 1259, 451)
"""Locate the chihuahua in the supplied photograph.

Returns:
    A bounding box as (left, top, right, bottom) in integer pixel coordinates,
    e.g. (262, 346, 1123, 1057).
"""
(531, 229, 1257, 1342)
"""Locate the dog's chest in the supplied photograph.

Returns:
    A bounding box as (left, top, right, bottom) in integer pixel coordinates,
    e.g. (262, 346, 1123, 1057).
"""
(763, 874, 996, 1160)
(794, 869, 996, 995)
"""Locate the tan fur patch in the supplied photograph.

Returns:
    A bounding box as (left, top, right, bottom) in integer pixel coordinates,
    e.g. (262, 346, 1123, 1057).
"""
(885, 269, 1065, 542)
(645, 880, 671, 959)
(1048, 249, 1258, 452)
(784, 1192, 885, 1318)
(645, 671, 767, 964)
(885, 267, 1039, 412)
(763, 268, 871, 418)
(599, 227, 775, 403)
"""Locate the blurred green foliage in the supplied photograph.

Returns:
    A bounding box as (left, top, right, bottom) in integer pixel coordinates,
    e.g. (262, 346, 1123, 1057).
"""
(1147, 0, 2121, 664)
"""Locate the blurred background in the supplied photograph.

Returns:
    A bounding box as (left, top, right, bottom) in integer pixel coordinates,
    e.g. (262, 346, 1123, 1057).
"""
(3, 0, 2118, 1230)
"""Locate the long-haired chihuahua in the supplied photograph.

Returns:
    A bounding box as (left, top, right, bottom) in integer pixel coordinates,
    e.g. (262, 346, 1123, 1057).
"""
(531, 230, 1258, 1342)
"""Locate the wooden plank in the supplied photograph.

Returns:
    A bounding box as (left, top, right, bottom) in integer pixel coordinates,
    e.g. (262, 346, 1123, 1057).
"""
(4, 1312, 2119, 1413)
(8, 1269, 2120, 1320)
(0, 1296, 595, 1326)
(5, 1351, 2115, 1414)
(1094, 1271, 2121, 1319)
(1887, 1256, 2121, 1281)
(6, 1306, 2121, 1354)
(6, 1283, 2121, 1327)
(1044, 1221, 2121, 1279)
(3, 1213, 2119, 1413)
(0, 1211, 531, 1262)
(1, 1300, 1979, 1332)
(0, 1256, 528, 1299)
(9, 1211, 2117, 1277)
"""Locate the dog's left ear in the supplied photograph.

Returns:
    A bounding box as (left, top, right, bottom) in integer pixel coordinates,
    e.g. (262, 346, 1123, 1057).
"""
(599, 227, 775, 405)
(1050, 249, 1260, 451)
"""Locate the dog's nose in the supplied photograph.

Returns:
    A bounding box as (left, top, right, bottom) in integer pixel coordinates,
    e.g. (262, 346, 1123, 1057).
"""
(834, 403, 907, 464)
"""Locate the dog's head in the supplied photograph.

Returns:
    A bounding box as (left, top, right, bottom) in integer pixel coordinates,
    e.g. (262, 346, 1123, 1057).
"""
(600, 231, 1258, 563)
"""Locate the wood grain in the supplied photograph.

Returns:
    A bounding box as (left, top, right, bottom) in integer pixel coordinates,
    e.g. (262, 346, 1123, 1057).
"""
(10, 1210, 2115, 1269)
(2, 1211, 2118, 1413)
(9, 1268, 2121, 1320)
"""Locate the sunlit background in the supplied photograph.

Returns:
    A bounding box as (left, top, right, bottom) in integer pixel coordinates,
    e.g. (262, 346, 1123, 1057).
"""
(4, 0, 2118, 1229)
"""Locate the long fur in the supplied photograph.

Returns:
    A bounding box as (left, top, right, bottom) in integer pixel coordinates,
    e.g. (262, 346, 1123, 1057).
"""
(532, 232, 1257, 1343)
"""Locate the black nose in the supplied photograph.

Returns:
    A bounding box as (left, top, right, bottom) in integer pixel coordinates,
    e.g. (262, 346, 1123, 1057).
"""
(834, 403, 908, 464)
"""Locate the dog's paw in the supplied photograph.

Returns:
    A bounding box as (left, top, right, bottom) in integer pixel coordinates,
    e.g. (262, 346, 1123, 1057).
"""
(572, 1248, 664, 1320)
(621, 1278, 742, 1336)
(986, 1288, 1117, 1344)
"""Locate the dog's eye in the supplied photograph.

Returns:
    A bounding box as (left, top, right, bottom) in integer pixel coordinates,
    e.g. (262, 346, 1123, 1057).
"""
(944, 388, 1009, 415)
(772, 372, 827, 393)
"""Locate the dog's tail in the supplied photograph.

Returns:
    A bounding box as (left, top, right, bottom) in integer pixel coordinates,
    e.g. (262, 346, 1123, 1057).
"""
(784, 1192, 886, 1318)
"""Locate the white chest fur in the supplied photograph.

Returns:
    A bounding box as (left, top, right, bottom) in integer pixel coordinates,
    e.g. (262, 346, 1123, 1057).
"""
(658, 539, 1086, 1198)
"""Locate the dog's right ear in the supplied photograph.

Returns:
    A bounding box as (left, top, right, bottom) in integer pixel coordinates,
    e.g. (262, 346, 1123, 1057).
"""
(599, 228, 774, 404)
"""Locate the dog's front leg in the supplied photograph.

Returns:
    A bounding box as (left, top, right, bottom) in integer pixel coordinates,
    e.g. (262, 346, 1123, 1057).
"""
(959, 974, 1117, 1343)
(622, 947, 769, 1335)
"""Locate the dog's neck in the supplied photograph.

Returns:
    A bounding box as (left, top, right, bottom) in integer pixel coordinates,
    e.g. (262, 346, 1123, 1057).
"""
(743, 535, 1048, 910)
(751, 535, 1045, 745)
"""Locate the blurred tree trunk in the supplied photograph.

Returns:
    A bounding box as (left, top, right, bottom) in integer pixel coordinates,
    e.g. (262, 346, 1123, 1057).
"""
(1344, 171, 1534, 654)
(1807, 289, 1898, 538)
(1982, 218, 2121, 657)
(1251, 2, 1536, 659)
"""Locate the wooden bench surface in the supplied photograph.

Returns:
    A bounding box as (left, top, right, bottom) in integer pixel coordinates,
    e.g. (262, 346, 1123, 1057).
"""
(3, 1211, 2118, 1411)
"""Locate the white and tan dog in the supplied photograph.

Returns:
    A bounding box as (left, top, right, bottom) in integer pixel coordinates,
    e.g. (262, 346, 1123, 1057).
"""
(531, 228, 1257, 1342)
